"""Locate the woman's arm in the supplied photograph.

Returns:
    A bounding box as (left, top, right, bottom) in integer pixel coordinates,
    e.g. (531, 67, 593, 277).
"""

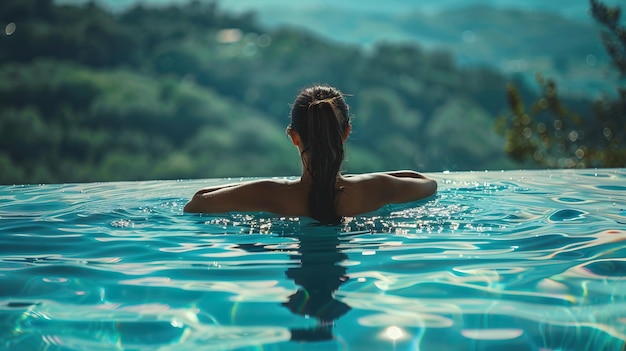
(191, 182, 243, 196)
(183, 180, 285, 214)
(372, 172, 437, 205)
(344, 170, 429, 179)
(381, 170, 429, 179)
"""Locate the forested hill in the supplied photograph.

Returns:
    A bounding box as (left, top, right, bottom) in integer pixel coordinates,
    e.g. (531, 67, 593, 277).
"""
(0, 0, 592, 184)
(247, 4, 610, 96)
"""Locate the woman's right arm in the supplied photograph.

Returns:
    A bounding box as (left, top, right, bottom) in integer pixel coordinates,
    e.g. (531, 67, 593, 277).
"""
(376, 171, 437, 204)
(381, 170, 429, 179)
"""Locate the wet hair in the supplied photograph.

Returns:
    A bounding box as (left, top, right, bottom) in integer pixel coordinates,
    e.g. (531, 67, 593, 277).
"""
(289, 85, 350, 224)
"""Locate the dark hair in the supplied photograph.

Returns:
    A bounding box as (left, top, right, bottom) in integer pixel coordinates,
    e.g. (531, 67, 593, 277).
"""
(289, 85, 350, 224)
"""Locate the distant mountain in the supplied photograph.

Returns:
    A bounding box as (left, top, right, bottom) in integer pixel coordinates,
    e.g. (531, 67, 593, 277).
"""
(238, 3, 612, 96)
(57, 0, 621, 22)
(218, 0, 619, 22)
(55, 0, 618, 96)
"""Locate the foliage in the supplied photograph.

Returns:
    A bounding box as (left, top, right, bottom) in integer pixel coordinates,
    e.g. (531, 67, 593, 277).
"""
(0, 0, 597, 184)
(591, 0, 626, 76)
(0, 60, 297, 183)
(496, 0, 625, 169)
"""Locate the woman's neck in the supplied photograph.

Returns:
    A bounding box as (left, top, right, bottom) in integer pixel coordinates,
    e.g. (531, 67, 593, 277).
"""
(299, 166, 344, 185)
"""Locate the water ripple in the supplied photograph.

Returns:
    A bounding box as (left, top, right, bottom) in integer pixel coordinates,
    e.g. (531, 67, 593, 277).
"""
(1, 169, 625, 350)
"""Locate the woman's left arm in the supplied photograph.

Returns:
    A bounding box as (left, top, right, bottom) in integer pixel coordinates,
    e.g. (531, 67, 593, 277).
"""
(183, 180, 280, 214)
(192, 183, 241, 196)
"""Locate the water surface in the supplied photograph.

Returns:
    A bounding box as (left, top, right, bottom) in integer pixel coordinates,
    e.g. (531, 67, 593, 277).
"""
(1, 169, 625, 350)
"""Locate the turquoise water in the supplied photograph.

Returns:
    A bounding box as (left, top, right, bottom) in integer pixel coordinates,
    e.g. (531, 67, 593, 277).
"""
(1, 169, 625, 351)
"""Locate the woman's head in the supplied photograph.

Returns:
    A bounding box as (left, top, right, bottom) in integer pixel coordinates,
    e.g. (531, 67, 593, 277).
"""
(289, 85, 350, 147)
(288, 85, 351, 224)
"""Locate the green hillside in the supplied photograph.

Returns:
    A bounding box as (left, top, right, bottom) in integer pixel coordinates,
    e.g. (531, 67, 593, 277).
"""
(2, 0, 601, 184)
(247, 5, 611, 96)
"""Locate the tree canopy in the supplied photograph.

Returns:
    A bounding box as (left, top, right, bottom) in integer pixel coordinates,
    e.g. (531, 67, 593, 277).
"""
(496, 0, 625, 169)
(0, 0, 618, 185)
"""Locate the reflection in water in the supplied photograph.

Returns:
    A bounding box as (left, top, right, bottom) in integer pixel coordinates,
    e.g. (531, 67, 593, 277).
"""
(284, 228, 350, 342)
(237, 225, 350, 342)
(2, 169, 625, 350)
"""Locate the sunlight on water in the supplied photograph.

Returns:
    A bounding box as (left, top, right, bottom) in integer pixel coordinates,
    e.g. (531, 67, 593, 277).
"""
(1, 169, 625, 350)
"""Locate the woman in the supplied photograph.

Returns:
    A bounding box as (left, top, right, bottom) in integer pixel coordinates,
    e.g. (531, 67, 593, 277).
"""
(184, 85, 437, 224)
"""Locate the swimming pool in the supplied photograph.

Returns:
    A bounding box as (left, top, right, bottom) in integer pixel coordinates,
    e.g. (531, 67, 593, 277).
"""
(1, 169, 625, 351)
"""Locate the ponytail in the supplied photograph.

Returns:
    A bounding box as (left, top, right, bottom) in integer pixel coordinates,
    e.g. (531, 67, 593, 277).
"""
(305, 99, 344, 224)
(289, 85, 350, 225)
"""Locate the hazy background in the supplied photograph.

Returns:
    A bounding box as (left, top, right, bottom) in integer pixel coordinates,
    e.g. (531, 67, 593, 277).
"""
(1, 0, 623, 184)
(62, 0, 618, 94)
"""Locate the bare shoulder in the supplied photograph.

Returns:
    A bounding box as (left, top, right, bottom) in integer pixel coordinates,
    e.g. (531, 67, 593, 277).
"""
(184, 179, 306, 215)
(343, 171, 435, 187)
(339, 172, 437, 213)
(379, 172, 437, 201)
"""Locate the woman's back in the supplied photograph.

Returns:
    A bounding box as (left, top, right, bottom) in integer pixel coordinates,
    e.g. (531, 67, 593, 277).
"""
(184, 171, 437, 220)
(184, 84, 437, 223)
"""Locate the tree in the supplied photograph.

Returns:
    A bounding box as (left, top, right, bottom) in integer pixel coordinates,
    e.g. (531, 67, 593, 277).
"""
(497, 0, 625, 168)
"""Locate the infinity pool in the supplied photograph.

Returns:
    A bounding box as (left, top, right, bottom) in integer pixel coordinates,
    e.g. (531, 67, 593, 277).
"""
(1, 169, 625, 351)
